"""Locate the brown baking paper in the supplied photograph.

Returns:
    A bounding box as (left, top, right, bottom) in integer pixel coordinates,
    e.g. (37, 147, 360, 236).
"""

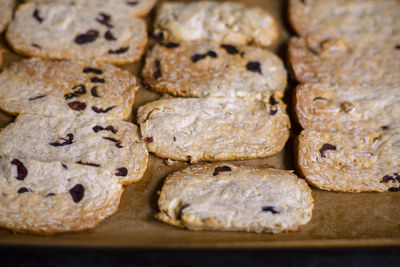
(0, 0, 399, 248)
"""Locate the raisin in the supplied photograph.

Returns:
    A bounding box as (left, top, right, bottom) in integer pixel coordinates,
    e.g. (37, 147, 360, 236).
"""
(163, 42, 180, 48)
(18, 187, 29, 194)
(31, 43, 41, 49)
(153, 59, 162, 79)
(213, 165, 232, 176)
(91, 77, 105, 83)
(74, 30, 99, 45)
(395, 45, 400, 50)
(220, 44, 239, 54)
(177, 203, 190, 220)
(261, 206, 279, 214)
(102, 137, 123, 148)
(301, 0, 306, 4)
(389, 187, 400, 192)
(49, 133, 74, 147)
(105, 30, 117, 41)
(154, 31, 164, 41)
(308, 47, 319, 55)
(269, 95, 278, 105)
(207, 50, 217, 58)
(45, 193, 55, 197)
(381, 125, 390, 130)
(11, 159, 28, 181)
(319, 144, 337, 158)
(145, 137, 153, 143)
(33, 9, 43, 23)
(92, 125, 117, 134)
(313, 97, 326, 102)
(83, 67, 103, 75)
(126, 1, 138, 5)
(115, 167, 128, 176)
(191, 53, 207, 63)
(270, 108, 278, 115)
(108, 47, 129, 54)
(246, 61, 262, 74)
(62, 163, 68, 169)
(29, 95, 46, 101)
(69, 184, 84, 203)
(76, 161, 100, 167)
(64, 84, 86, 99)
(92, 106, 115, 113)
(68, 101, 87, 111)
(96, 13, 113, 28)
(173, 136, 177, 142)
(382, 175, 395, 183)
(90, 86, 100, 97)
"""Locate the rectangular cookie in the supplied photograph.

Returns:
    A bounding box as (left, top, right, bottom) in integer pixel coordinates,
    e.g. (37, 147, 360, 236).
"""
(288, 36, 400, 84)
(137, 95, 290, 163)
(142, 41, 287, 97)
(295, 82, 400, 131)
(297, 128, 400, 192)
(0, 58, 136, 119)
(157, 163, 313, 233)
(6, 3, 147, 64)
(154, 1, 279, 47)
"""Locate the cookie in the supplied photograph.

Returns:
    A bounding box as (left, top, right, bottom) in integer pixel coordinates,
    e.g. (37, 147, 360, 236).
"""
(288, 36, 400, 84)
(0, 114, 148, 185)
(6, 3, 147, 64)
(142, 41, 287, 97)
(297, 128, 400, 192)
(295, 82, 400, 131)
(25, 0, 156, 17)
(0, 0, 14, 33)
(137, 95, 290, 163)
(0, 58, 136, 119)
(154, 1, 279, 47)
(156, 163, 313, 233)
(289, 0, 400, 42)
(0, 155, 123, 234)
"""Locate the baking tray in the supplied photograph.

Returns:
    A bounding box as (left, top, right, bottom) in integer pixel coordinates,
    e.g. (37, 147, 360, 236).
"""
(0, 0, 399, 248)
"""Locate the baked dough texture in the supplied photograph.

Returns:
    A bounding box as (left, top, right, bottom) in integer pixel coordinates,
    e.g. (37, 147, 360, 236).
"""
(0, 0, 14, 33)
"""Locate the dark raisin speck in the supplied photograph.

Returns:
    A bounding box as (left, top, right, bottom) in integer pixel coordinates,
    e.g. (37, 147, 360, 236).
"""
(269, 95, 278, 105)
(29, 95, 46, 101)
(102, 137, 123, 148)
(69, 184, 85, 203)
(11, 159, 28, 181)
(115, 167, 128, 176)
(33, 9, 43, 23)
(108, 47, 129, 54)
(246, 61, 262, 74)
(62, 163, 68, 169)
(173, 136, 177, 142)
(45, 193, 55, 197)
(382, 175, 395, 183)
(270, 108, 278, 115)
(18, 187, 29, 194)
(145, 137, 153, 143)
(389, 187, 400, 192)
(83, 67, 103, 74)
(313, 97, 326, 102)
(319, 144, 337, 158)
(105, 30, 117, 41)
(191, 54, 207, 63)
(76, 161, 100, 167)
(64, 84, 86, 99)
(154, 32, 164, 41)
(207, 50, 217, 58)
(395, 45, 400, 50)
(262, 206, 279, 214)
(154, 59, 162, 79)
(49, 133, 74, 147)
(126, 1, 138, 5)
(31, 43, 41, 49)
(92, 106, 115, 113)
(177, 203, 190, 219)
(308, 47, 319, 55)
(91, 77, 105, 83)
(93, 125, 117, 134)
(164, 42, 180, 48)
(96, 13, 113, 28)
(213, 165, 232, 176)
(90, 86, 100, 97)
(220, 44, 239, 54)
(74, 30, 99, 45)
(382, 125, 390, 130)
(68, 101, 87, 111)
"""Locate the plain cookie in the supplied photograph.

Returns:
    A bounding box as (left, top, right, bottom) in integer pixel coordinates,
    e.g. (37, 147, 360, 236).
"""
(142, 41, 287, 97)
(157, 163, 313, 233)
(137, 96, 290, 163)
(154, 1, 279, 47)
(6, 3, 147, 64)
(0, 0, 14, 33)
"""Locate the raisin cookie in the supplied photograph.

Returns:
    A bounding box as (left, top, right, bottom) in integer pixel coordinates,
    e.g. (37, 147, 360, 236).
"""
(0, 155, 123, 234)
(25, 0, 156, 17)
(0, 58, 136, 119)
(0, 114, 148, 185)
(0, 0, 14, 33)
(6, 3, 147, 64)
(137, 95, 290, 163)
(295, 82, 400, 131)
(157, 163, 313, 233)
(142, 41, 287, 97)
(297, 128, 400, 192)
(154, 1, 279, 47)
(288, 36, 400, 84)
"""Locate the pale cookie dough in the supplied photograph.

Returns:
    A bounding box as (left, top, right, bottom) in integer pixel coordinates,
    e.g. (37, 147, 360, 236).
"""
(25, 0, 156, 17)
(0, 114, 148, 185)
(0, 58, 136, 119)
(0, 0, 14, 33)
(154, 1, 279, 47)
(142, 41, 287, 97)
(137, 95, 290, 163)
(295, 82, 400, 131)
(157, 163, 313, 233)
(297, 128, 400, 192)
(0, 155, 123, 234)
(6, 3, 147, 64)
